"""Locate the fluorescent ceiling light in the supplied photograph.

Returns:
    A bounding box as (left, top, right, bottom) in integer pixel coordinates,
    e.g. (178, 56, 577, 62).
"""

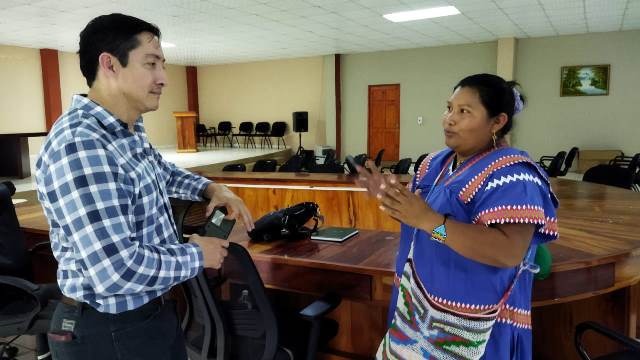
(383, 6, 460, 23)
(161, 41, 176, 48)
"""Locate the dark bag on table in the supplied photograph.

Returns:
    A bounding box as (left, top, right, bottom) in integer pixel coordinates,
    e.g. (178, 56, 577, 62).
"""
(248, 202, 322, 242)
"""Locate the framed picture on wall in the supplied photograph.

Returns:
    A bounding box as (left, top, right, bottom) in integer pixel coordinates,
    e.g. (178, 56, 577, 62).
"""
(560, 64, 610, 96)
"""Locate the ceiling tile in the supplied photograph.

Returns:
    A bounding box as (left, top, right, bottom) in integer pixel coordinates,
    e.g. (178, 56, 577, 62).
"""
(0, 0, 637, 65)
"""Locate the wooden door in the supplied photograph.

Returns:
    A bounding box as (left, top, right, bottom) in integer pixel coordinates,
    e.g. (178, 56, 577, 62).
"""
(368, 84, 400, 161)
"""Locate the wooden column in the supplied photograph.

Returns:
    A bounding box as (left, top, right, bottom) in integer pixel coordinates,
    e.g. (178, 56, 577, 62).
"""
(335, 54, 342, 159)
(40, 49, 62, 131)
(173, 111, 198, 152)
(186, 66, 199, 117)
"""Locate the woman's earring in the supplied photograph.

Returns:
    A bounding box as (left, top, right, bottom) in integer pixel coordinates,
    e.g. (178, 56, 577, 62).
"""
(492, 132, 497, 148)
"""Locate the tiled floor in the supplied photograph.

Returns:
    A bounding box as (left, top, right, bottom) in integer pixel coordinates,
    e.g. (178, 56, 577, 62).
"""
(0, 335, 38, 360)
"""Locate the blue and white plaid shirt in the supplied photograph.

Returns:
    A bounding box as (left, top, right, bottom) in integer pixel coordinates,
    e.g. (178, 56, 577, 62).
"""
(36, 95, 211, 314)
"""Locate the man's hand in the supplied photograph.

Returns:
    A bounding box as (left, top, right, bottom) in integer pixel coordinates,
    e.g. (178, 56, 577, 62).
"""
(204, 183, 254, 231)
(190, 234, 229, 269)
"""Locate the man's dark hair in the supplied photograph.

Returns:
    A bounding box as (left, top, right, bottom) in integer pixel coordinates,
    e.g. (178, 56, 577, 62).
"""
(78, 13, 161, 87)
(454, 73, 525, 139)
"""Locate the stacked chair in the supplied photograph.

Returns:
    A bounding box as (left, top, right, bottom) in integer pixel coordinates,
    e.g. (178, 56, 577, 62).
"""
(539, 151, 567, 178)
(584, 152, 640, 190)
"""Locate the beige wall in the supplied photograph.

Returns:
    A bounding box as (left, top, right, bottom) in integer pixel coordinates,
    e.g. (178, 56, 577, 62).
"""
(144, 64, 188, 147)
(197, 56, 324, 150)
(0, 45, 46, 155)
(59, 51, 89, 110)
(514, 30, 640, 160)
(340, 42, 497, 160)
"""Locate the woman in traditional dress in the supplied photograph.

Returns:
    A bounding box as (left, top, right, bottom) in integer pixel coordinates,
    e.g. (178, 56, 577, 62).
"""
(357, 73, 559, 359)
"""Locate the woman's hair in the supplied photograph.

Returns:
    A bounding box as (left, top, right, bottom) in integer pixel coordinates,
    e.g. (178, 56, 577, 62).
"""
(453, 73, 525, 138)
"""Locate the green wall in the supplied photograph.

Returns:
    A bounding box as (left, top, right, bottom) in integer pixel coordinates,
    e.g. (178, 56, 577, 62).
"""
(515, 30, 640, 160)
(340, 42, 497, 160)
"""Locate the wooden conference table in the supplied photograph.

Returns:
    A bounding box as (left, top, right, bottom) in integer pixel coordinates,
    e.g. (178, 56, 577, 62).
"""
(15, 173, 640, 360)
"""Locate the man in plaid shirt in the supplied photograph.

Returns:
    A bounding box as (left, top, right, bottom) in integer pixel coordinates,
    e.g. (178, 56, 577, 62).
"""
(36, 13, 254, 359)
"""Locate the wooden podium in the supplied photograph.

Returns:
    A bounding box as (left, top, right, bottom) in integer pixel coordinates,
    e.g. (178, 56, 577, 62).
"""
(173, 111, 198, 153)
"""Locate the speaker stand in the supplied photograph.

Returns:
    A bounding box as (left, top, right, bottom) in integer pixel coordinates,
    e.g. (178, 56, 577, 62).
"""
(295, 132, 305, 155)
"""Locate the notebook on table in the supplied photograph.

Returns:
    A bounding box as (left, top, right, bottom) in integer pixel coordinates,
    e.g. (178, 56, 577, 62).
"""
(311, 227, 359, 242)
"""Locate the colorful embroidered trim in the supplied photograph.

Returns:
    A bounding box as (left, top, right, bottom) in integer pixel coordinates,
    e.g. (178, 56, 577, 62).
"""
(472, 205, 559, 237)
(496, 305, 532, 329)
(539, 216, 559, 236)
(394, 274, 532, 328)
(443, 149, 494, 186)
(484, 172, 543, 191)
(458, 155, 531, 203)
(473, 205, 546, 225)
(415, 151, 440, 185)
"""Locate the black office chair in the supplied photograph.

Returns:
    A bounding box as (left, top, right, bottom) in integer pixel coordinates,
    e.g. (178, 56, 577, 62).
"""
(413, 153, 428, 174)
(254, 122, 272, 149)
(278, 155, 304, 173)
(299, 150, 317, 172)
(0, 181, 61, 360)
(558, 147, 579, 176)
(309, 150, 343, 174)
(222, 164, 247, 172)
(252, 160, 278, 172)
(539, 151, 566, 177)
(270, 122, 288, 149)
(217, 121, 234, 148)
(169, 200, 340, 360)
(372, 149, 385, 168)
(583, 165, 636, 189)
(386, 158, 412, 175)
(575, 321, 640, 360)
(344, 153, 368, 175)
(197, 124, 217, 148)
(322, 150, 336, 166)
(237, 122, 255, 149)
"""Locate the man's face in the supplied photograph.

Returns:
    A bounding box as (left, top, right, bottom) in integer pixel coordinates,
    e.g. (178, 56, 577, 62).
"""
(117, 32, 167, 114)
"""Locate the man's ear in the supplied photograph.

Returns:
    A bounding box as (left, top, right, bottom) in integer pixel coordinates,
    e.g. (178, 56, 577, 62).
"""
(97, 52, 117, 78)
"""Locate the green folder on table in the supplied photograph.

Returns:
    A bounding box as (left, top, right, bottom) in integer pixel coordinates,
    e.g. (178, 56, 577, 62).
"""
(311, 227, 359, 242)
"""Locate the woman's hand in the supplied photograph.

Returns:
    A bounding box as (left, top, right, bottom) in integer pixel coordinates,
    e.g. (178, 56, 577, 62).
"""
(354, 160, 389, 198)
(377, 175, 439, 230)
(204, 183, 255, 232)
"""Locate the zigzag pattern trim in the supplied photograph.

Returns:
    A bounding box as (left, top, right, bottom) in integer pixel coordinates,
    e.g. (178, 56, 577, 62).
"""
(484, 172, 543, 191)
(472, 205, 560, 237)
(473, 205, 546, 225)
(423, 286, 499, 314)
(496, 304, 532, 329)
(458, 155, 531, 203)
(538, 216, 559, 236)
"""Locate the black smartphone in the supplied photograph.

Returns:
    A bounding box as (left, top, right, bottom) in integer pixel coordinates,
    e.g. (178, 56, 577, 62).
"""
(200, 206, 236, 240)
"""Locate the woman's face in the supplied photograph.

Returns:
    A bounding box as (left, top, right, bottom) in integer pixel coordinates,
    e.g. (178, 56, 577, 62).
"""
(442, 86, 496, 157)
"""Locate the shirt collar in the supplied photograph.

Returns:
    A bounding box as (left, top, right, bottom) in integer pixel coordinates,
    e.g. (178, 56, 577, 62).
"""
(70, 94, 152, 154)
(70, 94, 144, 137)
